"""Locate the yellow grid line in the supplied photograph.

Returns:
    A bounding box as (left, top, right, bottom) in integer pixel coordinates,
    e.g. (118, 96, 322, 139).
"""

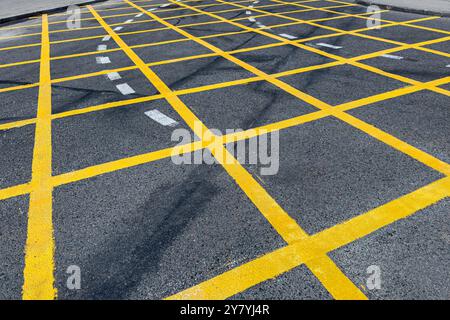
(22, 14, 56, 300)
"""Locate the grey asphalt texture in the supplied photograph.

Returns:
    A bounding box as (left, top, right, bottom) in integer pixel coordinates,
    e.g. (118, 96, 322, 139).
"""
(0, 0, 449, 300)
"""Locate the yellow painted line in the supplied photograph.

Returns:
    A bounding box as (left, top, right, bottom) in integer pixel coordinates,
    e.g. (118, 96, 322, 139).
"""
(168, 177, 450, 299)
(310, 177, 450, 250)
(124, 0, 366, 300)
(0, 83, 39, 94)
(0, 118, 36, 131)
(52, 141, 206, 187)
(51, 93, 163, 119)
(0, 183, 32, 201)
(335, 112, 450, 175)
(22, 15, 56, 300)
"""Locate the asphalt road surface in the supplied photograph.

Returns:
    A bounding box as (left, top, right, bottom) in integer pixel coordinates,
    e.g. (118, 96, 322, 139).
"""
(0, 0, 449, 300)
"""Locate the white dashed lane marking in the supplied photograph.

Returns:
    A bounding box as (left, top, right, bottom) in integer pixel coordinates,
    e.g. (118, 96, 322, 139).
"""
(102, 35, 111, 41)
(316, 43, 342, 49)
(116, 83, 136, 95)
(381, 54, 404, 60)
(97, 44, 107, 51)
(279, 33, 297, 39)
(125, 19, 134, 23)
(96, 56, 111, 64)
(107, 72, 122, 81)
(144, 109, 179, 127)
(113, 26, 123, 31)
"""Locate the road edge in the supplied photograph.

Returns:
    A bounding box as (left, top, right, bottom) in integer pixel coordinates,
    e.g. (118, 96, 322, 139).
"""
(355, 0, 450, 17)
(0, 0, 108, 26)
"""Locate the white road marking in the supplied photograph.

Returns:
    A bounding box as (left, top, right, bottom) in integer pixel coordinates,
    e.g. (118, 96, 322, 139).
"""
(381, 54, 404, 60)
(161, 3, 171, 7)
(246, 10, 252, 15)
(107, 72, 122, 81)
(125, 19, 134, 23)
(316, 42, 342, 49)
(279, 33, 297, 39)
(446, 64, 450, 68)
(96, 56, 111, 64)
(113, 26, 123, 31)
(102, 35, 111, 41)
(144, 109, 179, 127)
(97, 44, 107, 51)
(116, 83, 136, 95)
(135, 13, 143, 17)
(248, 17, 256, 22)
(249, 5, 254, 8)
(148, 8, 157, 11)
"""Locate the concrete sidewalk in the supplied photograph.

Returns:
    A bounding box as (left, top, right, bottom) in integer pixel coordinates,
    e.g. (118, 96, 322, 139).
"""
(0, 0, 107, 24)
(349, 0, 450, 16)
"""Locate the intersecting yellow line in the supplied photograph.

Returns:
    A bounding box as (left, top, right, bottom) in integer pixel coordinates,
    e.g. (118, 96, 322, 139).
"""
(162, 0, 450, 173)
(299, 0, 450, 35)
(22, 14, 56, 300)
(168, 176, 450, 299)
(0, 0, 352, 51)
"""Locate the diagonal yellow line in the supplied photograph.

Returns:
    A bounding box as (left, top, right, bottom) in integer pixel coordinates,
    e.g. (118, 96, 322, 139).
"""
(22, 14, 56, 300)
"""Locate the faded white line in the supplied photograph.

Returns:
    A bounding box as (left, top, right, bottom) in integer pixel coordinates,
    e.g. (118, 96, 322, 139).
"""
(107, 72, 122, 81)
(97, 44, 107, 51)
(381, 54, 404, 60)
(113, 26, 123, 31)
(125, 19, 134, 23)
(279, 33, 297, 39)
(135, 13, 144, 17)
(116, 83, 136, 95)
(102, 35, 111, 41)
(148, 8, 157, 11)
(96, 56, 111, 64)
(144, 109, 178, 127)
(316, 42, 342, 49)
(161, 3, 171, 7)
